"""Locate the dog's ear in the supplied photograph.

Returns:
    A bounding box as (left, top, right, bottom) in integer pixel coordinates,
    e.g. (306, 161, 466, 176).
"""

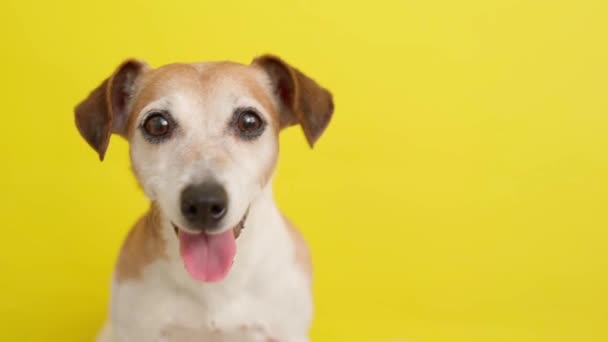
(252, 55, 334, 148)
(74, 59, 148, 161)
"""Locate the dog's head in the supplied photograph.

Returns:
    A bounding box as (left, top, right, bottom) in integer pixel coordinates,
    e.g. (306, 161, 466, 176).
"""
(74, 55, 333, 282)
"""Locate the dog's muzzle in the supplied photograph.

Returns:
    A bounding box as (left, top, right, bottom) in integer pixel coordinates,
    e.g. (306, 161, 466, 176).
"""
(172, 208, 249, 239)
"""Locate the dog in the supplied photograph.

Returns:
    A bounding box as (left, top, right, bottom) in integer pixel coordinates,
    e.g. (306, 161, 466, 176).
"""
(74, 55, 334, 342)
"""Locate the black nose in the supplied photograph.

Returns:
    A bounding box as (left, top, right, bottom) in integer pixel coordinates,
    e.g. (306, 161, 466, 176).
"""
(180, 182, 228, 230)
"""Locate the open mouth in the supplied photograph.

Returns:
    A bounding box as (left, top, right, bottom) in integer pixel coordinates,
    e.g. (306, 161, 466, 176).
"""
(171, 211, 248, 283)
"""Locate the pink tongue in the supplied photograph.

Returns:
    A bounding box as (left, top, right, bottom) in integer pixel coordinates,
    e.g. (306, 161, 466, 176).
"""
(178, 229, 236, 282)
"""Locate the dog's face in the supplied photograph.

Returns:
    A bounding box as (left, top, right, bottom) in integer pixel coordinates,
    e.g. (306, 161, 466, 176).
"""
(75, 55, 333, 281)
(128, 62, 281, 236)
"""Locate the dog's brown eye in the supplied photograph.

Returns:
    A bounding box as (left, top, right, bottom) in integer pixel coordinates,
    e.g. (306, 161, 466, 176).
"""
(143, 113, 171, 138)
(236, 110, 263, 134)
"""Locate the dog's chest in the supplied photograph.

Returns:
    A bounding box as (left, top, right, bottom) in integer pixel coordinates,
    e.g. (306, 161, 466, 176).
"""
(159, 320, 278, 342)
(162, 290, 276, 341)
(111, 259, 311, 342)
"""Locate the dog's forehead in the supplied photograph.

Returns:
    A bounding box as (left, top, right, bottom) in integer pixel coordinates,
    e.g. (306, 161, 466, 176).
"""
(127, 61, 277, 135)
(141, 62, 271, 103)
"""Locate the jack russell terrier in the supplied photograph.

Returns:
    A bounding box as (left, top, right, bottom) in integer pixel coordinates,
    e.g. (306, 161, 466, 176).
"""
(74, 55, 333, 342)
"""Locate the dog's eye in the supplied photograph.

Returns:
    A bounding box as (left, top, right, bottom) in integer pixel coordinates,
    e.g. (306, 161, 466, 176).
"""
(142, 112, 173, 141)
(236, 110, 264, 136)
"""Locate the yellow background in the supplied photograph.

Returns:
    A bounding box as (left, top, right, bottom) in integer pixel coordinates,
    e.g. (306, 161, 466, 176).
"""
(1, 0, 607, 341)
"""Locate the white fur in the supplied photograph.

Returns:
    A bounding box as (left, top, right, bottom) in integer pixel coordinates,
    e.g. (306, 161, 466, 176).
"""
(100, 187, 312, 342)
(100, 63, 310, 341)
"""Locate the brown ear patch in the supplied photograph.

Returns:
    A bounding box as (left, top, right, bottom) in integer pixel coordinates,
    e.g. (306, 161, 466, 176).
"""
(252, 55, 334, 147)
(74, 59, 147, 160)
(74, 78, 113, 160)
(115, 203, 167, 283)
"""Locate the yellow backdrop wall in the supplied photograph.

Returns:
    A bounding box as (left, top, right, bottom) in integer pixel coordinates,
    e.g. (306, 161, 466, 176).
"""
(1, 1, 607, 341)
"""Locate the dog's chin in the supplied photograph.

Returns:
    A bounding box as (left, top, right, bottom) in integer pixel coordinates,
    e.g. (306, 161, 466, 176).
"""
(170, 212, 248, 283)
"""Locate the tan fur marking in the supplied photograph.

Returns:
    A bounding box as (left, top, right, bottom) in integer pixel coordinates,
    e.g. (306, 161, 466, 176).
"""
(125, 62, 281, 139)
(283, 216, 312, 282)
(196, 62, 281, 130)
(115, 203, 167, 283)
(125, 63, 200, 138)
